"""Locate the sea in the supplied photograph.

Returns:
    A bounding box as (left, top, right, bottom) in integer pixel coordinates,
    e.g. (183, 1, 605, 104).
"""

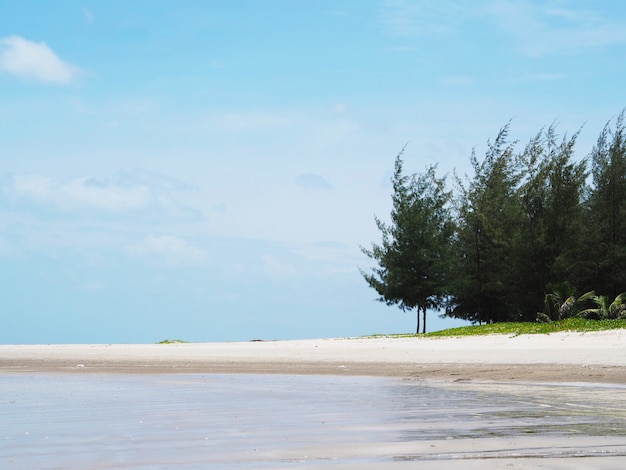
(2, 373, 626, 469)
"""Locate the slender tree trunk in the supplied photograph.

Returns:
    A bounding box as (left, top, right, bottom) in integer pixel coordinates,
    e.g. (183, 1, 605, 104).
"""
(422, 308, 427, 334)
(475, 221, 483, 324)
(415, 307, 420, 335)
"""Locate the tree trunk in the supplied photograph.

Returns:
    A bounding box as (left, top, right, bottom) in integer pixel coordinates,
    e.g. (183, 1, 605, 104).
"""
(415, 308, 420, 335)
(422, 308, 427, 334)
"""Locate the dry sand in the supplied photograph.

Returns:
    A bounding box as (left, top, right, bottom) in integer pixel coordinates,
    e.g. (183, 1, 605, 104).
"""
(2, 330, 626, 383)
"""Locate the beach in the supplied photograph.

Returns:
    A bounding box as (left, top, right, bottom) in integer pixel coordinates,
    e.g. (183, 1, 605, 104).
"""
(1, 330, 626, 383)
(2, 331, 626, 468)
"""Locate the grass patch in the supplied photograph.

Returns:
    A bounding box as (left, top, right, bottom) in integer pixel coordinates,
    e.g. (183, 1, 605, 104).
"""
(156, 339, 188, 344)
(369, 318, 626, 338)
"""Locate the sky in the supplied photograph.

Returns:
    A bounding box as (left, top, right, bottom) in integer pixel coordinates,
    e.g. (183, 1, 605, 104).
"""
(2, 1, 626, 344)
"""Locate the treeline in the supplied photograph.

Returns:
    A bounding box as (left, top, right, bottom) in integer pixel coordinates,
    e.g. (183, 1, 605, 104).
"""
(361, 110, 626, 333)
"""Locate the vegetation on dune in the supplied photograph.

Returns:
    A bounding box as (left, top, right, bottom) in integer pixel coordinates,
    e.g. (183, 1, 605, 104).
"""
(361, 109, 626, 333)
(425, 318, 626, 337)
(368, 318, 626, 338)
(156, 339, 188, 344)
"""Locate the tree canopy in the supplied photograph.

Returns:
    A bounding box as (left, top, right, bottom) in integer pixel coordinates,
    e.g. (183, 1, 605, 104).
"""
(360, 149, 454, 333)
(362, 109, 626, 330)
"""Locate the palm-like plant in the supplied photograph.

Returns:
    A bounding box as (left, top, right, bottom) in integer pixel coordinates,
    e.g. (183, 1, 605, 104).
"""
(537, 282, 595, 322)
(580, 293, 626, 320)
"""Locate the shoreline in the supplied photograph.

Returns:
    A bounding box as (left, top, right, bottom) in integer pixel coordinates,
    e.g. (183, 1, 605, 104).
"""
(5, 333, 626, 469)
(2, 331, 626, 384)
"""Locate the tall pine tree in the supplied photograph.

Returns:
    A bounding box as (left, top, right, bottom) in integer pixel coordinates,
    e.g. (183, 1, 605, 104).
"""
(447, 124, 523, 323)
(516, 125, 587, 317)
(361, 149, 454, 333)
(585, 110, 626, 297)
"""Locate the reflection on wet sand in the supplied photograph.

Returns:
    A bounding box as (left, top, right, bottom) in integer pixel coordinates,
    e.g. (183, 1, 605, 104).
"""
(1, 374, 626, 468)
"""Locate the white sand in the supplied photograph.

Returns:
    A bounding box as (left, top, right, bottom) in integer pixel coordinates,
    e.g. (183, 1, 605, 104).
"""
(2, 330, 626, 382)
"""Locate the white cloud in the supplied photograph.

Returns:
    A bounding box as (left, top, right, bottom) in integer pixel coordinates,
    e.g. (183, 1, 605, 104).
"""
(0, 35, 80, 84)
(332, 102, 349, 114)
(381, 1, 626, 57)
(210, 111, 293, 132)
(115, 168, 196, 192)
(261, 254, 295, 274)
(182, 110, 295, 134)
(3, 174, 151, 213)
(83, 8, 95, 23)
(381, 0, 473, 37)
(128, 234, 206, 261)
(292, 241, 359, 272)
(1, 170, 201, 218)
(295, 174, 332, 190)
(485, 0, 626, 57)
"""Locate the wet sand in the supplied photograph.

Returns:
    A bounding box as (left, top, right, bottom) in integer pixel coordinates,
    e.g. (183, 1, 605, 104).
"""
(2, 330, 626, 383)
(3, 373, 626, 469)
(3, 332, 626, 468)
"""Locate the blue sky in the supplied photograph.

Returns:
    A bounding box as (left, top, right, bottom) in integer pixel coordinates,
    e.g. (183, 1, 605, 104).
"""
(2, 1, 626, 344)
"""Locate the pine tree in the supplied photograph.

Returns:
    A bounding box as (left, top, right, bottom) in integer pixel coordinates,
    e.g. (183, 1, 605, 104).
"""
(516, 125, 587, 317)
(586, 110, 626, 297)
(360, 149, 454, 333)
(447, 124, 523, 323)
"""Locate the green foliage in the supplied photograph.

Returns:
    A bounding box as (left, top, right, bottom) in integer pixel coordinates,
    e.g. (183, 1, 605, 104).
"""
(516, 126, 588, 315)
(446, 113, 618, 324)
(424, 317, 626, 337)
(579, 293, 626, 320)
(448, 123, 522, 324)
(360, 148, 454, 333)
(536, 282, 595, 322)
(583, 110, 626, 297)
(157, 339, 188, 344)
(366, 318, 626, 338)
(362, 108, 626, 330)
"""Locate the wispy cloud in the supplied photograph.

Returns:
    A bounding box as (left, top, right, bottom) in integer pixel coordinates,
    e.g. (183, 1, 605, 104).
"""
(1, 170, 198, 217)
(261, 254, 295, 274)
(83, 8, 95, 23)
(294, 241, 358, 270)
(440, 75, 474, 86)
(331, 102, 349, 114)
(128, 234, 206, 263)
(381, 1, 626, 57)
(485, 0, 626, 57)
(514, 72, 567, 82)
(192, 110, 295, 133)
(295, 174, 332, 190)
(0, 35, 80, 84)
(209, 59, 225, 69)
(3, 174, 150, 213)
(381, 0, 473, 37)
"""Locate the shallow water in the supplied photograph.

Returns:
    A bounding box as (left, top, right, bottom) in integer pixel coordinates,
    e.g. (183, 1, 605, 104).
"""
(1, 374, 626, 468)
